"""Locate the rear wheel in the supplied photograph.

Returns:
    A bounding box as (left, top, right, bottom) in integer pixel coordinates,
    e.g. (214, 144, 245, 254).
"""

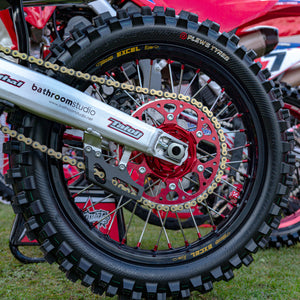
(6, 8, 293, 298)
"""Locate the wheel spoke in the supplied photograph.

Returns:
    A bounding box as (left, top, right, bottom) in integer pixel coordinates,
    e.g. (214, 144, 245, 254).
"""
(91, 83, 106, 102)
(81, 193, 114, 211)
(215, 100, 233, 118)
(65, 170, 84, 182)
(72, 183, 94, 199)
(192, 77, 212, 99)
(189, 207, 202, 239)
(175, 211, 189, 247)
(137, 209, 152, 248)
(178, 64, 184, 94)
(168, 60, 175, 93)
(203, 198, 219, 230)
(212, 191, 238, 207)
(148, 60, 153, 90)
(121, 201, 139, 244)
(107, 196, 123, 235)
(154, 210, 172, 251)
(209, 88, 225, 112)
(93, 198, 134, 228)
(107, 72, 141, 107)
(183, 69, 200, 95)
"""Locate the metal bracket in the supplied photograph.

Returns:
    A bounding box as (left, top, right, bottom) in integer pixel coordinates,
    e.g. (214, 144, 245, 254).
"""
(84, 146, 143, 200)
(83, 131, 143, 200)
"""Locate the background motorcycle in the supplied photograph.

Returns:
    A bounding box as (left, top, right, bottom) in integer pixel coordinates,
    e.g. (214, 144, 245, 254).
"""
(237, 0, 300, 248)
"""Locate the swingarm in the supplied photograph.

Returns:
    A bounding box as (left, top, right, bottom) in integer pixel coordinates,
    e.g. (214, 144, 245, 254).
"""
(0, 58, 188, 165)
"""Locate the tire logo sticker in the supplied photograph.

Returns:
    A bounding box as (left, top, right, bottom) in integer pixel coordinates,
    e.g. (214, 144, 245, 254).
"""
(180, 32, 187, 40)
(180, 33, 230, 61)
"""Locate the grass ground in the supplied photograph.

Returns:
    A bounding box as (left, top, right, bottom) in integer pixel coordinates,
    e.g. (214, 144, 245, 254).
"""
(0, 203, 299, 299)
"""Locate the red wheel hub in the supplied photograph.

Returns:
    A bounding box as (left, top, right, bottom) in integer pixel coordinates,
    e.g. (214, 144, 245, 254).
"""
(144, 123, 196, 179)
(127, 99, 223, 210)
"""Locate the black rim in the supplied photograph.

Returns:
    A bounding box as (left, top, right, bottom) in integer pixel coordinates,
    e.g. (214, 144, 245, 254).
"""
(46, 44, 269, 265)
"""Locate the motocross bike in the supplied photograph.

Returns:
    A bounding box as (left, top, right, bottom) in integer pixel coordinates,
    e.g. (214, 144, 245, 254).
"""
(1, 1, 298, 263)
(0, 0, 294, 298)
(0, 0, 294, 263)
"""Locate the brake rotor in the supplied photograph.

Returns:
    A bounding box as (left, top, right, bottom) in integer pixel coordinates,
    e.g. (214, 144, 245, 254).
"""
(127, 99, 227, 212)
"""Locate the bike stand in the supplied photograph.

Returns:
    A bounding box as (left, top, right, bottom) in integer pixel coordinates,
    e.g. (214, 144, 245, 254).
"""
(9, 213, 45, 264)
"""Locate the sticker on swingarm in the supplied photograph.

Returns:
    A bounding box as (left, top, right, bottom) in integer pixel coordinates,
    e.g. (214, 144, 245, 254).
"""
(0, 73, 24, 87)
(108, 117, 144, 139)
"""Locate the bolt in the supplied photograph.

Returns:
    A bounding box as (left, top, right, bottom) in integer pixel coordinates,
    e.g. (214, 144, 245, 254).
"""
(85, 146, 92, 153)
(95, 151, 101, 157)
(119, 163, 126, 171)
(169, 183, 176, 190)
(158, 140, 168, 149)
(139, 166, 146, 174)
(197, 165, 204, 172)
(196, 131, 203, 138)
(167, 114, 174, 121)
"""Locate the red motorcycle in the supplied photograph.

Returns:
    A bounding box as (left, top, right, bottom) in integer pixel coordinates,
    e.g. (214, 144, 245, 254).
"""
(0, 0, 295, 298)
(2, 0, 299, 257)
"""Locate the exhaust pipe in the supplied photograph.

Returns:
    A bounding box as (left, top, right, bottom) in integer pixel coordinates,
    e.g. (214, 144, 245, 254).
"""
(239, 26, 279, 58)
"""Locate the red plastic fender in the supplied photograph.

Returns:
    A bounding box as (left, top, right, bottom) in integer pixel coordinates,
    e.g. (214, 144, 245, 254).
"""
(130, 0, 279, 31)
(24, 6, 56, 29)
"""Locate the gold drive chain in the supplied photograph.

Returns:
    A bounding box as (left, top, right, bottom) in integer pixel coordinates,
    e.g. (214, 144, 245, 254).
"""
(0, 44, 227, 211)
